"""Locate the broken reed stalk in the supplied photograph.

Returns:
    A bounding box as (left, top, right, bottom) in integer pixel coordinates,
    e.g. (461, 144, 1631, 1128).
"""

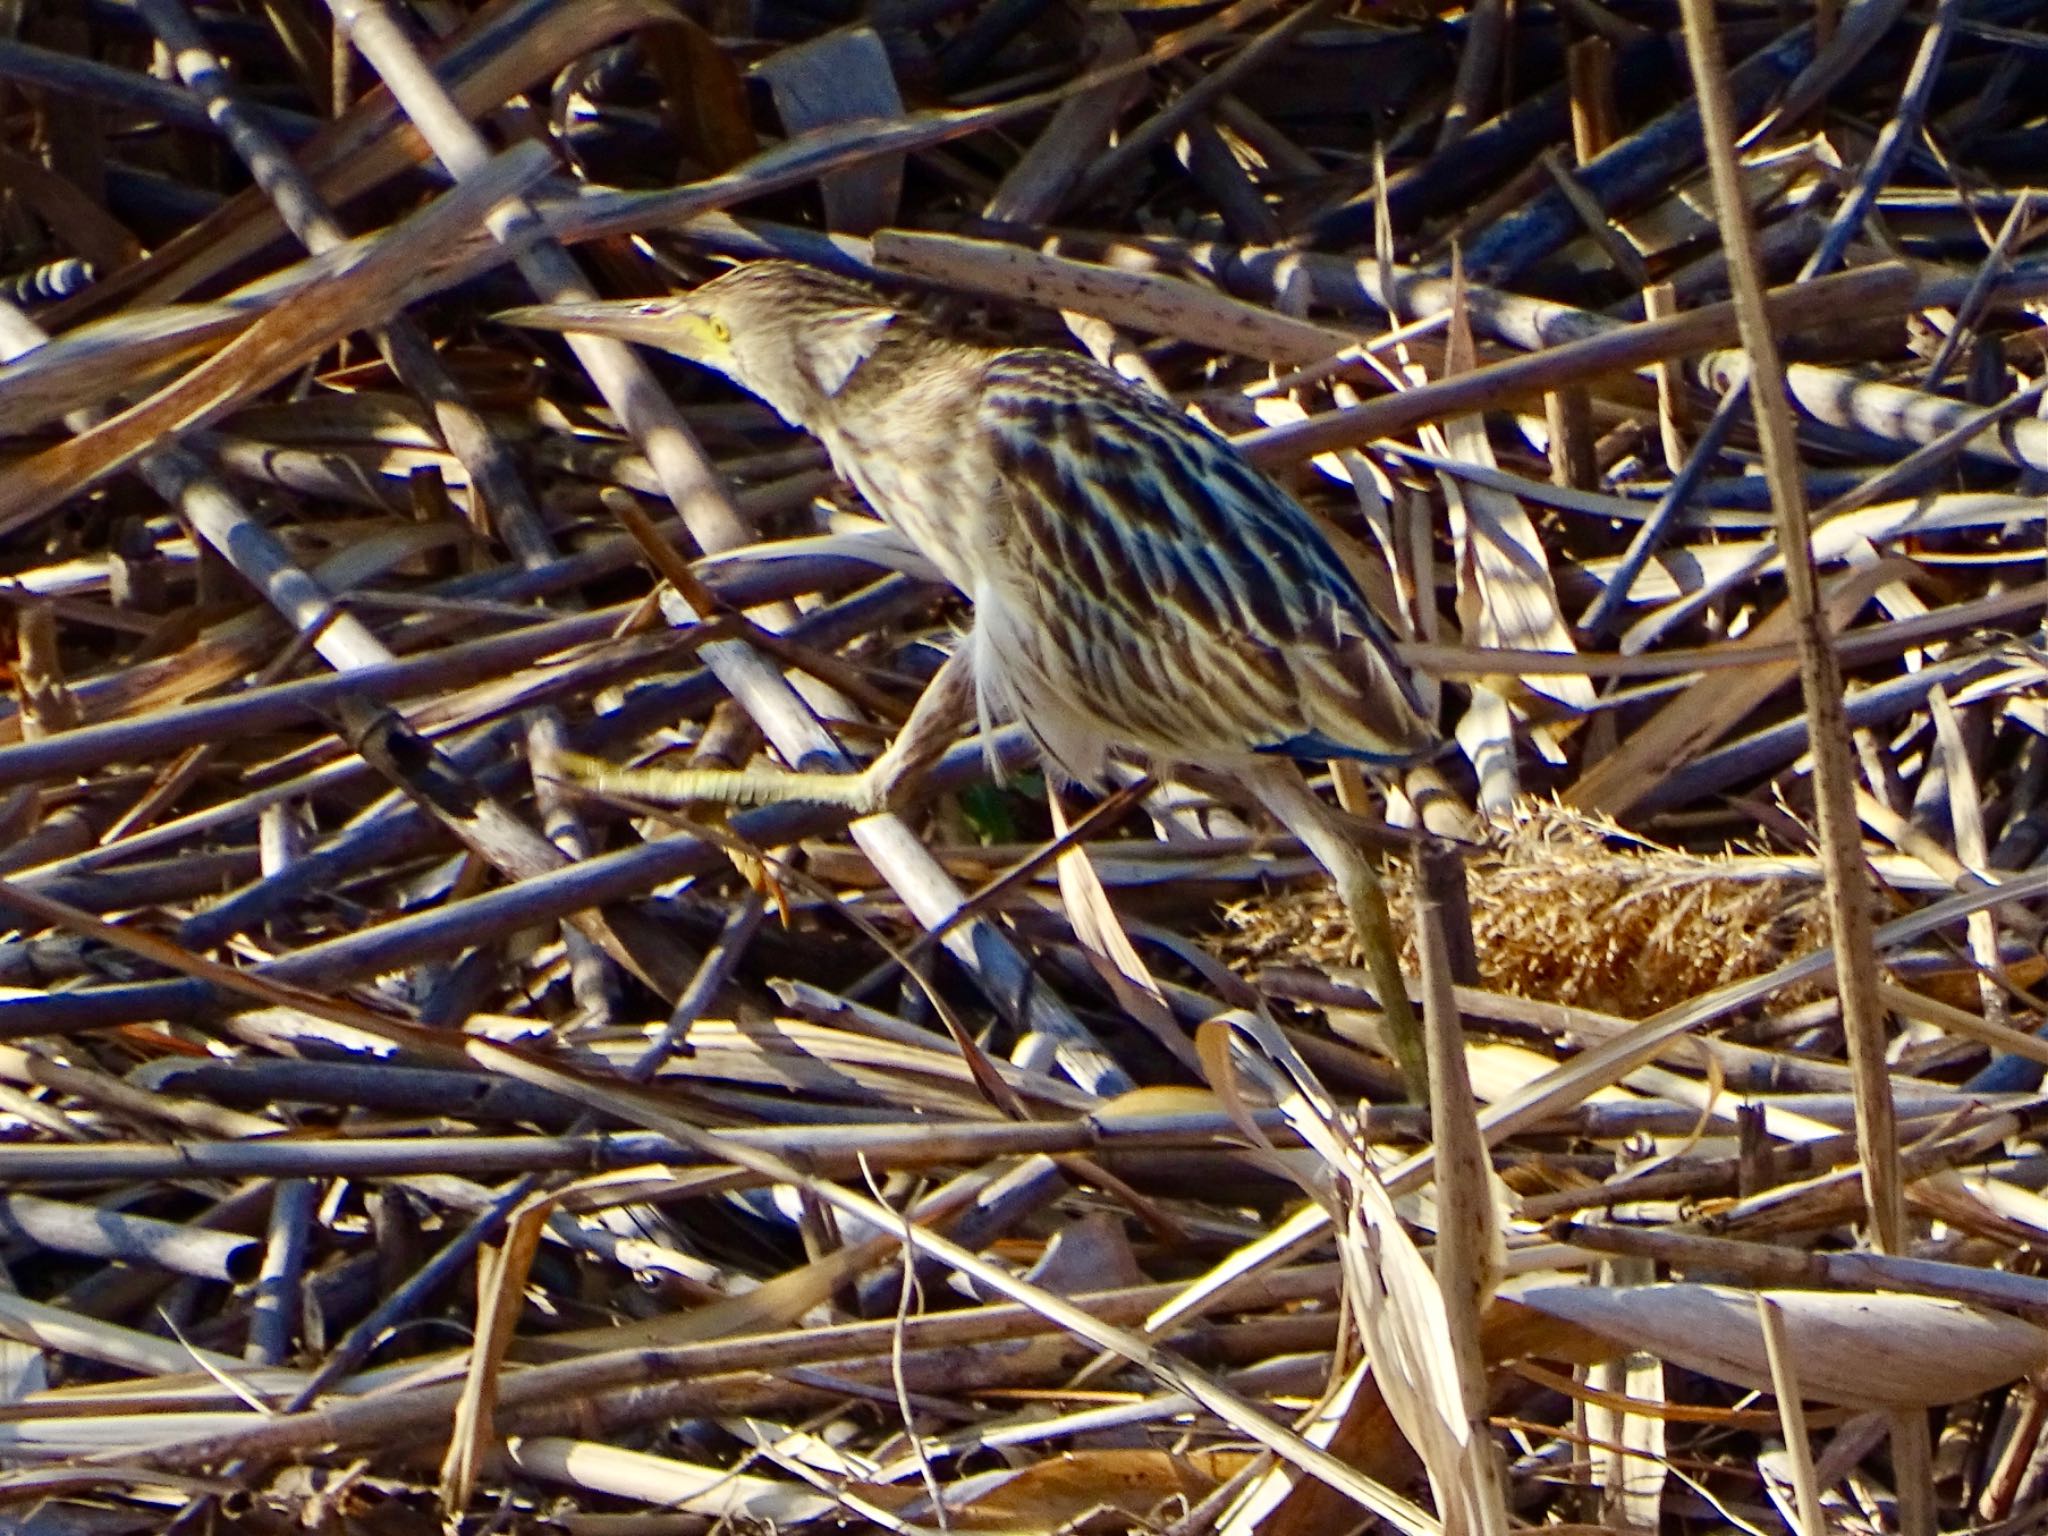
(1412, 845, 1509, 1532)
(1673, 0, 1902, 1258)
(1673, 0, 1924, 1526)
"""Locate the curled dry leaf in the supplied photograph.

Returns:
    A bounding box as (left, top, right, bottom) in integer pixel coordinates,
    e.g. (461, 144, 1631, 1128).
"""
(1513, 1282, 2048, 1408)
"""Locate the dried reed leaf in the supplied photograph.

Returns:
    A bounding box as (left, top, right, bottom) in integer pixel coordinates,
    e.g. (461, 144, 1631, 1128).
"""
(1515, 1283, 2048, 1408)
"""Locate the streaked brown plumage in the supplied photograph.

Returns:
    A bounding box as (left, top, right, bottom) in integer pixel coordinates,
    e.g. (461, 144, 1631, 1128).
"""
(504, 261, 1435, 788)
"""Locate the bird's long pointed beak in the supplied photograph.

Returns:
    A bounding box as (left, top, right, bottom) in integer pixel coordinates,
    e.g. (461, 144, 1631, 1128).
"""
(494, 298, 725, 361)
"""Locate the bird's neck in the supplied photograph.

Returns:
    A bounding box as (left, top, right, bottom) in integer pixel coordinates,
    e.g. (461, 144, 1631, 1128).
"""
(832, 332, 989, 414)
(803, 333, 990, 465)
(798, 333, 997, 590)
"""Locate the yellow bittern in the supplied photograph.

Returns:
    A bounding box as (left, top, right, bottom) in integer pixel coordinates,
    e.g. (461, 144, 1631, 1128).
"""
(503, 262, 1440, 1094)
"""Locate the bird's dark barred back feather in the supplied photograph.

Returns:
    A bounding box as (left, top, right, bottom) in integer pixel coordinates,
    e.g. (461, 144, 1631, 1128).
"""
(977, 350, 1433, 769)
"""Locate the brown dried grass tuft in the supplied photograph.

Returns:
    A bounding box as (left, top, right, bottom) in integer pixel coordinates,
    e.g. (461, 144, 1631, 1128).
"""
(1218, 801, 1826, 1018)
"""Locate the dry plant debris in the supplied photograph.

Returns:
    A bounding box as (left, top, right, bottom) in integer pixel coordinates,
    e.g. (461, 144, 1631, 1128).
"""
(1218, 801, 1827, 1018)
(1, 0, 2048, 1530)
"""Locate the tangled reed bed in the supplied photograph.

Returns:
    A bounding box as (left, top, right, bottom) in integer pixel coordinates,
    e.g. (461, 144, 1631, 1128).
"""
(2, 0, 2048, 1530)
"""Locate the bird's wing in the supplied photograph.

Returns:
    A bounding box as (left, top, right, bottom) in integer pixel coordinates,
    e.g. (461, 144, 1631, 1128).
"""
(976, 351, 1433, 764)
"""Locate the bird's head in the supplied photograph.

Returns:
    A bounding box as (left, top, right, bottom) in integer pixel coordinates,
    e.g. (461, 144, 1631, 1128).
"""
(497, 261, 903, 428)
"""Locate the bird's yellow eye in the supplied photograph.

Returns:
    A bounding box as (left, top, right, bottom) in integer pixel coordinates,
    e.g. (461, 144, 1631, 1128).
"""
(706, 316, 731, 344)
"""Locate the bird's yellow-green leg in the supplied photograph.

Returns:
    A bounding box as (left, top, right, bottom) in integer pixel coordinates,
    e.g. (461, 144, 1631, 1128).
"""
(557, 647, 979, 818)
(553, 752, 891, 812)
(1240, 761, 1428, 1102)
